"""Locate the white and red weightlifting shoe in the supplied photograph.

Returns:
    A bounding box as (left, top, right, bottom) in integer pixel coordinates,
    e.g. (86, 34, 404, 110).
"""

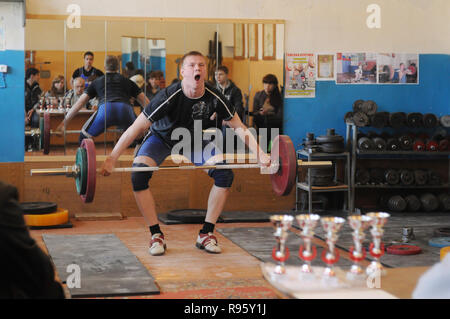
(196, 232, 222, 254)
(149, 233, 166, 256)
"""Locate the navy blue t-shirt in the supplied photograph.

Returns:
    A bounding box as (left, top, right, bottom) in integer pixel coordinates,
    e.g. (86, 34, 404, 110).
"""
(142, 82, 235, 147)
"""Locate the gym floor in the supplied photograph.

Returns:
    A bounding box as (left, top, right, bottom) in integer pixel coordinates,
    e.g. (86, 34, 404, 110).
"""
(29, 217, 428, 299)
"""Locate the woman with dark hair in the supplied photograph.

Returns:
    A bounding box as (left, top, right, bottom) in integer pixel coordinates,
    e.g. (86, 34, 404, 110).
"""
(252, 74, 283, 143)
(145, 71, 161, 100)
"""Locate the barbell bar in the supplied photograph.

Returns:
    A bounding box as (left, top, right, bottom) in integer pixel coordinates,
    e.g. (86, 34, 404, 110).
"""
(30, 135, 333, 203)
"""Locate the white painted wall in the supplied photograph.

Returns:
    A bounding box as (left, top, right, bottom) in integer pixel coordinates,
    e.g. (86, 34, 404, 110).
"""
(0, 2, 25, 50)
(25, 0, 450, 53)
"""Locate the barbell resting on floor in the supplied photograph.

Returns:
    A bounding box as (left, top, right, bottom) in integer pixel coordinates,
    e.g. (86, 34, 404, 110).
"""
(30, 135, 332, 203)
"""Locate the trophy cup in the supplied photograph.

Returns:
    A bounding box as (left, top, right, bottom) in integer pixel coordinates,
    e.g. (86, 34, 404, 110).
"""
(320, 216, 345, 279)
(366, 212, 390, 276)
(347, 215, 372, 281)
(270, 215, 294, 275)
(296, 214, 320, 274)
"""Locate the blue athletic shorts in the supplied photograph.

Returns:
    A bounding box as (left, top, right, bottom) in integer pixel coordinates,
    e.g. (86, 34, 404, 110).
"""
(135, 133, 220, 166)
(82, 101, 136, 138)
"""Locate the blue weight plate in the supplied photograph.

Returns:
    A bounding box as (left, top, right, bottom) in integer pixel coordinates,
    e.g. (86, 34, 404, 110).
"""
(428, 237, 450, 248)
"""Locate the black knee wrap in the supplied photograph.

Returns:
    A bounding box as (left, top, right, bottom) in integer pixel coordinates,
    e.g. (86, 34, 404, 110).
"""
(131, 163, 153, 191)
(208, 168, 234, 188)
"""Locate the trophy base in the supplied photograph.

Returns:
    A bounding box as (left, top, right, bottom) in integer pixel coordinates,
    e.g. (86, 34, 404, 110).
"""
(261, 262, 350, 295)
(366, 261, 387, 277)
(261, 262, 398, 299)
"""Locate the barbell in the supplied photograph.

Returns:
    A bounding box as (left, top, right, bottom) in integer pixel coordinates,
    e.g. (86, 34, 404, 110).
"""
(30, 135, 332, 203)
(40, 112, 123, 155)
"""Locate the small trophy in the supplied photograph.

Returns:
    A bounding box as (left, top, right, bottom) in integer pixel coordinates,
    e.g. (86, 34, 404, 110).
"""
(320, 216, 345, 279)
(270, 215, 294, 275)
(366, 212, 390, 276)
(347, 215, 372, 281)
(296, 214, 320, 274)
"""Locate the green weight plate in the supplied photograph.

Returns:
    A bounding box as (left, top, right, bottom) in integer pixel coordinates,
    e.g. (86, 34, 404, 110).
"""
(75, 147, 88, 195)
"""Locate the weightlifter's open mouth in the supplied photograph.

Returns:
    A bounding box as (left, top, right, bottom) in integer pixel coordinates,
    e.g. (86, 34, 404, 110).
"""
(194, 74, 201, 81)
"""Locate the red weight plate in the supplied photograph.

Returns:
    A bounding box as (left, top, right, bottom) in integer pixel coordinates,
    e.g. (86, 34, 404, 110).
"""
(270, 135, 297, 196)
(80, 138, 96, 203)
(386, 244, 422, 255)
(43, 112, 50, 155)
(413, 139, 425, 151)
(426, 140, 439, 152)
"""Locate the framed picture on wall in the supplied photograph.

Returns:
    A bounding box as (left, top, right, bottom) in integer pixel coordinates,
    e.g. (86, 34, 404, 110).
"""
(377, 53, 419, 84)
(262, 24, 275, 60)
(316, 53, 336, 81)
(336, 52, 377, 84)
(234, 23, 245, 59)
(248, 23, 258, 61)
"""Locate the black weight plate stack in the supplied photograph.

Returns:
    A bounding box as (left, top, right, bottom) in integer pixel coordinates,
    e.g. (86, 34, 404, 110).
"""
(369, 168, 385, 184)
(308, 166, 335, 186)
(420, 193, 439, 212)
(353, 112, 370, 127)
(398, 134, 414, 151)
(316, 129, 345, 153)
(361, 100, 378, 115)
(407, 113, 423, 128)
(389, 112, 407, 128)
(371, 112, 389, 128)
(437, 194, 450, 211)
(400, 169, 415, 186)
(20, 202, 58, 215)
(414, 170, 428, 185)
(372, 137, 387, 151)
(404, 194, 422, 212)
(355, 168, 370, 185)
(358, 137, 375, 151)
(387, 195, 407, 212)
(423, 113, 438, 128)
(428, 170, 441, 185)
(385, 169, 400, 185)
(353, 99, 365, 113)
(386, 138, 401, 151)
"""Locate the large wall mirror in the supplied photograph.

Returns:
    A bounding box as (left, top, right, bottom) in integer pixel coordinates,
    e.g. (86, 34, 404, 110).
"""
(24, 17, 284, 157)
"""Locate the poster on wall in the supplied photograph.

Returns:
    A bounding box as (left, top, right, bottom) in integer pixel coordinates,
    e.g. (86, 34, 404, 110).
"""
(336, 53, 377, 84)
(377, 53, 419, 84)
(285, 53, 316, 98)
(316, 53, 335, 81)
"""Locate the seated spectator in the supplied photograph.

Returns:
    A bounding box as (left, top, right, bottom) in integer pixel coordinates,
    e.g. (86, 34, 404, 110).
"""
(63, 77, 93, 109)
(145, 71, 161, 100)
(44, 75, 66, 106)
(0, 180, 65, 298)
(252, 74, 283, 143)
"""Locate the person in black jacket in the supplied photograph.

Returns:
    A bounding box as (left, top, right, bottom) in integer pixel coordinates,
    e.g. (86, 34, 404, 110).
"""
(215, 66, 245, 152)
(25, 68, 42, 128)
(252, 74, 283, 143)
(0, 180, 65, 299)
(215, 66, 244, 119)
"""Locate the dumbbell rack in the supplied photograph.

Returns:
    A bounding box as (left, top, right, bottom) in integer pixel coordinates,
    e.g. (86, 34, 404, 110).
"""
(295, 149, 353, 214)
(347, 122, 450, 212)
